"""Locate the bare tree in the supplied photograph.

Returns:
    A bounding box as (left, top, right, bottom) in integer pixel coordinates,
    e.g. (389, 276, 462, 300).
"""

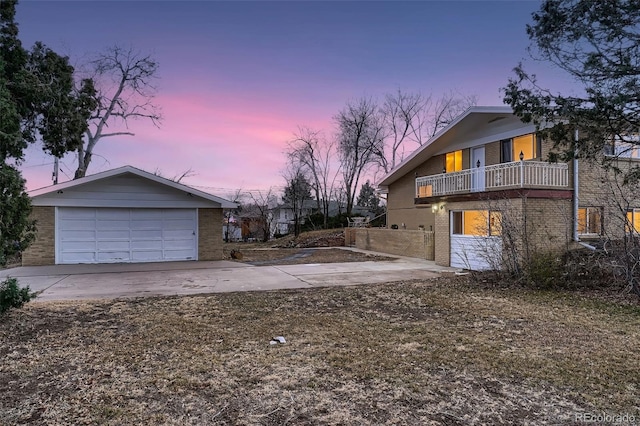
(287, 126, 339, 228)
(75, 46, 161, 178)
(379, 90, 426, 173)
(247, 188, 277, 242)
(153, 167, 196, 183)
(335, 97, 385, 216)
(223, 188, 245, 243)
(376, 90, 476, 174)
(282, 161, 312, 237)
(424, 91, 476, 139)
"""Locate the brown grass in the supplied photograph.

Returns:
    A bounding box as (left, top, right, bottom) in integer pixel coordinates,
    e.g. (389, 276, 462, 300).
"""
(2, 278, 639, 425)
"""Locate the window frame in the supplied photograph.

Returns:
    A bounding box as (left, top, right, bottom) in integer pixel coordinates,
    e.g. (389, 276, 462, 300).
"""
(444, 150, 463, 173)
(577, 206, 603, 236)
(604, 136, 640, 159)
(500, 133, 541, 163)
(451, 210, 501, 237)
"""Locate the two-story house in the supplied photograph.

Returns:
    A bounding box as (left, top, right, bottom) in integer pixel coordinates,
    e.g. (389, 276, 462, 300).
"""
(377, 106, 640, 270)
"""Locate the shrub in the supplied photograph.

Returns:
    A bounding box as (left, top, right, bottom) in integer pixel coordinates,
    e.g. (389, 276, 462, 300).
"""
(524, 252, 564, 289)
(0, 278, 33, 314)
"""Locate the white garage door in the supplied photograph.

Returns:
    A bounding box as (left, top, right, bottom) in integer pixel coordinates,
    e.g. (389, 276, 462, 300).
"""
(450, 235, 502, 271)
(450, 210, 502, 271)
(57, 208, 197, 264)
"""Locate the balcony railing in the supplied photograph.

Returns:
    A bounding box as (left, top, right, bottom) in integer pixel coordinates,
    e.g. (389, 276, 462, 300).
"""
(416, 161, 569, 198)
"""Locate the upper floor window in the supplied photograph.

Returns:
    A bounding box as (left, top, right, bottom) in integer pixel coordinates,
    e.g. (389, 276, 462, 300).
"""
(604, 136, 640, 159)
(577, 207, 602, 235)
(445, 150, 462, 172)
(501, 133, 541, 162)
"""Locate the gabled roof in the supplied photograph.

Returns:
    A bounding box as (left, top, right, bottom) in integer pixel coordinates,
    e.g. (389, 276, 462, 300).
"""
(29, 165, 238, 208)
(378, 106, 536, 188)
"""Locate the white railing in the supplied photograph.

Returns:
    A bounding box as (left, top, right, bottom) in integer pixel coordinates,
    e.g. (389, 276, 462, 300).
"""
(416, 161, 569, 198)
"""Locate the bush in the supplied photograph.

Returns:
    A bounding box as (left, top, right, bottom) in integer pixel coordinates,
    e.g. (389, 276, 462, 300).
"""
(0, 277, 33, 314)
(524, 252, 564, 289)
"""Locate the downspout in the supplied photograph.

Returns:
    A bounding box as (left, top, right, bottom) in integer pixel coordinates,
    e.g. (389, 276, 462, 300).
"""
(573, 129, 579, 242)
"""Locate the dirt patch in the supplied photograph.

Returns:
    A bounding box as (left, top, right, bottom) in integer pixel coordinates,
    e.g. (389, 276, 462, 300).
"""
(2, 280, 639, 424)
(224, 248, 396, 266)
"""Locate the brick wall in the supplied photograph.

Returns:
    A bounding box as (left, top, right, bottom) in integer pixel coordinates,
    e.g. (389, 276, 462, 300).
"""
(198, 208, 223, 261)
(351, 228, 434, 260)
(22, 206, 55, 266)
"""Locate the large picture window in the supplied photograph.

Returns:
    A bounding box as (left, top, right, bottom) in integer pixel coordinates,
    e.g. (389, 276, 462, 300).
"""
(452, 210, 501, 236)
(577, 207, 602, 235)
(501, 133, 541, 162)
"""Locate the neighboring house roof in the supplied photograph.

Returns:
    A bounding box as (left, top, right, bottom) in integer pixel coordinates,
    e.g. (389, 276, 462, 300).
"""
(29, 165, 238, 209)
(378, 106, 536, 188)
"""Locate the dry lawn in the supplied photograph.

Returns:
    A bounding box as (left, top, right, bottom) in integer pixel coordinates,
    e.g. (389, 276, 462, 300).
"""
(2, 278, 639, 425)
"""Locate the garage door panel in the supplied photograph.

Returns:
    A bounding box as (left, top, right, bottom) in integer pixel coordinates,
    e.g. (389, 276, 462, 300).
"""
(59, 219, 96, 231)
(60, 240, 96, 251)
(164, 239, 194, 249)
(97, 220, 130, 230)
(131, 220, 163, 230)
(60, 230, 95, 240)
(97, 209, 129, 220)
(131, 229, 163, 239)
(61, 209, 96, 219)
(163, 210, 194, 219)
(58, 208, 197, 264)
(131, 209, 163, 219)
(131, 240, 163, 250)
(163, 229, 195, 239)
(132, 250, 164, 261)
(97, 251, 131, 262)
(60, 252, 96, 263)
(97, 240, 130, 250)
(97, 229, 130, 239)
(164, 249, 195, 260)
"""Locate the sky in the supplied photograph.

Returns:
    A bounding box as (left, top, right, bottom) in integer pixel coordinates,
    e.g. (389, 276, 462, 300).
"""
(14, 0, 578, 199)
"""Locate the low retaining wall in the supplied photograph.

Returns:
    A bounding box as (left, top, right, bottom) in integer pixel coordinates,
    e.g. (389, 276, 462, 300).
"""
(345, 228, 434, 260)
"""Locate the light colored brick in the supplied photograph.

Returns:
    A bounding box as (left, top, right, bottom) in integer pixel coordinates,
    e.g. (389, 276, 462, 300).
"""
(22, 206, 55, 266)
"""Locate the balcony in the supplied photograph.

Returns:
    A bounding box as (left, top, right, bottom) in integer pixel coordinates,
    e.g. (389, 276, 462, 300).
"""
(416, 161, 569, 198)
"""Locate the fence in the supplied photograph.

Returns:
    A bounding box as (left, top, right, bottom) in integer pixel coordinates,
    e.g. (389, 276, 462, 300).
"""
(345, 228, 435, 261)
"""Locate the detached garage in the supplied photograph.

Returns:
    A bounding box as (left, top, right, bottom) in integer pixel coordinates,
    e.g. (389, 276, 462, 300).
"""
(23, 166, 237, 266)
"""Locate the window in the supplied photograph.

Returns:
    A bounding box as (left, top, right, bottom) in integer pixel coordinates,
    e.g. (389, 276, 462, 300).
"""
(445, 150, 463, 172)
(627, 210, 640, 233)
(501, 133, 541, 162)
(577, 207, 602, 235)
(452, 210, 501, 236)
(604, 136, 640, 159)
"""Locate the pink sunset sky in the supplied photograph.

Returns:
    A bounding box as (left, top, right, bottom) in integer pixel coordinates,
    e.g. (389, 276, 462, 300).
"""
(15, 1, 579, 199)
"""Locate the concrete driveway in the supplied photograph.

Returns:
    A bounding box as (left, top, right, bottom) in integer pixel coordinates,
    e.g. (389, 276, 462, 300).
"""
(0, 249, 455, 301)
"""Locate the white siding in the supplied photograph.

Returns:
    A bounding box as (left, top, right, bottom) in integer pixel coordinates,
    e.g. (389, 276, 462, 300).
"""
(34, 175, 217, 208)
(450, 235, 502, 271)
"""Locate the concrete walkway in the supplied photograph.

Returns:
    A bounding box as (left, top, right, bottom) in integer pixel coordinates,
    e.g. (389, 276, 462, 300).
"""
(0, 248, 457, 302)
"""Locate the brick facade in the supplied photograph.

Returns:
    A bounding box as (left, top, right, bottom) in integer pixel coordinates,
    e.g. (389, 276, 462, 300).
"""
(22, 206, 55, 266)
(198, 208, 223, 261)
